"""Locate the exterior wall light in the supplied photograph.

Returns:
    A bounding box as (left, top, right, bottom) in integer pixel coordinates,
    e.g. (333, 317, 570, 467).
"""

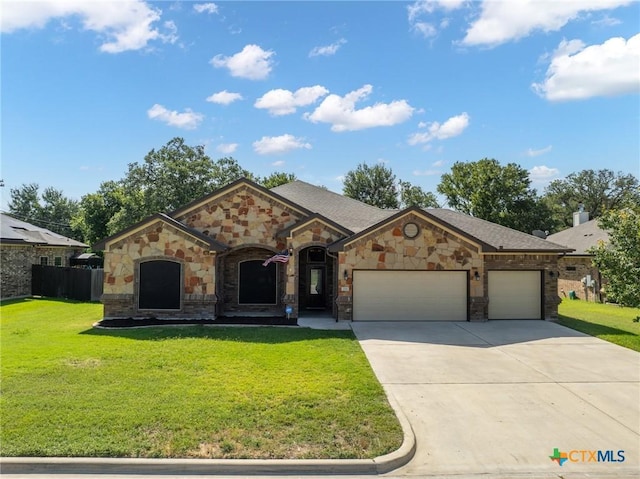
(343, 269, 349, 281)
(473, 271, 480, 281)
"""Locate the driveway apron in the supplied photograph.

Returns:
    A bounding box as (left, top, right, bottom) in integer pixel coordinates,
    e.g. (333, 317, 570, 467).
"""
(351, 320, 640, 478)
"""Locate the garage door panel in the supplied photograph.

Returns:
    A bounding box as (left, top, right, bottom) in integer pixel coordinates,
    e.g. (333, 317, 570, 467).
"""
(488, 271, 541, 320)
(353, 271, 467, 321)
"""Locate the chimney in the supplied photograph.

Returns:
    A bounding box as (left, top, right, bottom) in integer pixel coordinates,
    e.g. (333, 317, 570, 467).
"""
(573, 203, 589, 227)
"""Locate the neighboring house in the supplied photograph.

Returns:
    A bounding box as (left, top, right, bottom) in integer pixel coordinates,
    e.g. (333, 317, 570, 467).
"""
(93, 179, 571, 322)
(1, 213, 88, 300)
(546, 210, 609, 302)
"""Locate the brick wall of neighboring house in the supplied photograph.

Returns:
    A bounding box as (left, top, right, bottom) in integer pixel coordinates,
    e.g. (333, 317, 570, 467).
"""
(557, 256, 603, 302)
(483, 254, 561, 319)
(0, 245, 81, 300)
(336, 213, 484, 321)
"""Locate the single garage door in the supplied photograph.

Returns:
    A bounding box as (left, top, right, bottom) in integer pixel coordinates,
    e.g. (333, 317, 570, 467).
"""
(488, 271, 542, 319)
(353, 270, 468, 321)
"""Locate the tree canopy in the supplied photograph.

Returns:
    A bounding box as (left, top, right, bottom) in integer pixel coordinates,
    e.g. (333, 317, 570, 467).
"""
(543, 169, 640, 231)
(591, 207, 640, 307)
(437, 158, 553, 234)
(342, 163, 439, 209)
(8, 183, 81, 240)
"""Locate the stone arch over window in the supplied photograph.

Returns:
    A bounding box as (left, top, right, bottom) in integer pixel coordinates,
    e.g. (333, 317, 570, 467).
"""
(138, 259, 182, 310)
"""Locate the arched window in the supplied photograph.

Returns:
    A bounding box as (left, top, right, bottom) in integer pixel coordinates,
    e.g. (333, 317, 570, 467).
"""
(238, 260, 277, 305)
(139, 260, 181, 310)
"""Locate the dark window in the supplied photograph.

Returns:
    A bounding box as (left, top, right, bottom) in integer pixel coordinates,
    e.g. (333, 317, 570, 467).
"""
(239, 260, 277, 304)
(307, 247, 326, 263)
(565, 266, 577, 271)
(39, 257, 48, 266)
(54, 256, 63, 266)
(139, 260, 181, 310)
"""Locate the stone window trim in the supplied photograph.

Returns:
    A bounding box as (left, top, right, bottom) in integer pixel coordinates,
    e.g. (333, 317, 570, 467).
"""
(134, 257, 185, 313)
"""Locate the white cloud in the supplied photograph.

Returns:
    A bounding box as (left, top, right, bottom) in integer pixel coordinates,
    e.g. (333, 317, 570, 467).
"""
(206, 90, 243, 105)
(529, 165, 560, 182)
(147, 104, 203, 129)
(533, 34, 640, 101)
(309, 38, 346, 57)
(304, 85, 414, 132)
(210, 44, 274, 80)
(408, 112, 470, 145)
(407, 0, 464, 38)
(271, 160, 285, 167)
(253, 134, 312, 155)
(1, 0, 177, 53)
(526, 145, 553, 157)
(193, 3, 218, 14)
(592, 14, 622, 27)
(255, 86, 329, 116)
(216, 143, 238, 154)
(462, 0, 633, 47)
(432, 159, 445, 167)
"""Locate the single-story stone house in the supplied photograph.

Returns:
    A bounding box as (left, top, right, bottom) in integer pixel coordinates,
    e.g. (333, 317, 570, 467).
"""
(546, 210, 609, 302)
(0, 213, 88, 300)
(93, 178, 572, 322)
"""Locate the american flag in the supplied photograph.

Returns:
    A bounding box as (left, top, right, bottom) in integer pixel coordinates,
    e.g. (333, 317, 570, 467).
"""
(262, 251, 290, 266)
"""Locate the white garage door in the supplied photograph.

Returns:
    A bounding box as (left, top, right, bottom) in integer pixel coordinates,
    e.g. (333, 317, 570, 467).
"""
(353, 270, 468, 321)
(488, 271, 542, 320)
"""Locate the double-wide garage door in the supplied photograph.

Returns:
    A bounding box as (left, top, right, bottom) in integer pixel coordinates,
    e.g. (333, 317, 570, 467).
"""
(488, 271, 542, 319)
(353, 270, 468, 321)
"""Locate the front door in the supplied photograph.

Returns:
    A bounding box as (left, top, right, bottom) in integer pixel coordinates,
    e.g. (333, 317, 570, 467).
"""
(306, 266, 325, 309)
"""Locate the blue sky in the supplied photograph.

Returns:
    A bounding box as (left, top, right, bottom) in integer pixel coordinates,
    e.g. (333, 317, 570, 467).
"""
(2, 0, 639, 210)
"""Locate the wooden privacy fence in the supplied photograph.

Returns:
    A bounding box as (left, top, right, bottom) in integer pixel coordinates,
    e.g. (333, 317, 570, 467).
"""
(32, 266, 103, 302)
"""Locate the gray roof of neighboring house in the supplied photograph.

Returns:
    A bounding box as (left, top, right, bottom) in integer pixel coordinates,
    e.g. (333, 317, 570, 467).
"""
(271, 180, 396, 232)
(0, 213, 88, 248)
(546, 219, 609, 255)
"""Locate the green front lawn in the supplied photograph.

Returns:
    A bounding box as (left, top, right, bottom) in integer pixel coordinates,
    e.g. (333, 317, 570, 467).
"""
(557, 299, 640, 352)
(0, 298, 402, 459)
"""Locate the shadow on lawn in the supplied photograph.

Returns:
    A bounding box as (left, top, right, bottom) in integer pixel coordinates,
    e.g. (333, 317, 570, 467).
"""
(80, 324, 355, 344)
(557, 315, 638, 338)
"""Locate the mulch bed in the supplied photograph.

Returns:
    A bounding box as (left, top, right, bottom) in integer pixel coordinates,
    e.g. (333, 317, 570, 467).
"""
(95, 316, 297, 328)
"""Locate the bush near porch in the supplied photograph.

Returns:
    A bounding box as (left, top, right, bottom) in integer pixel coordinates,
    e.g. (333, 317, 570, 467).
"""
(0, 298, 402, 459)
(557, 298, 640, 352)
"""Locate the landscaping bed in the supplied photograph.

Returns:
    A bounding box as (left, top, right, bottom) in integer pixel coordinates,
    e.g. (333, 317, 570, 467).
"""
(0, 298, 402, 459)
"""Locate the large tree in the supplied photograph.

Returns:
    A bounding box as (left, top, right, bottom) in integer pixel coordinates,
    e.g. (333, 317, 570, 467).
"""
(343, 163, 438, 209)
(102, 137, 257, 234)
(260, 172, 297, 189)
(343, 163, 399, 208)
(437, 158, 553, 233)
(8, 184, 81, 239)
(543, 169, 640, 231)
(72, 180, 127, 246)
(591, 207, 640, 307)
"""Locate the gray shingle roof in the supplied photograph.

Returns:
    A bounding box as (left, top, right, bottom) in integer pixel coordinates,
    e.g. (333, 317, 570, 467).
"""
(546, 219, 608, 255)
(271, 180, 396, 232)
(0, 213, 87, 248)
(427, 208, 571, 252)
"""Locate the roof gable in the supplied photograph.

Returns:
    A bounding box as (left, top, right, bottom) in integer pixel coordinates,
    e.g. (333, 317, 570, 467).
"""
(93, 213, 227, 252)
(276, 213, 352, 239)
(328, 207, 572, 253)
(546, 219, 608, 254)
(170, 178, 312, 220)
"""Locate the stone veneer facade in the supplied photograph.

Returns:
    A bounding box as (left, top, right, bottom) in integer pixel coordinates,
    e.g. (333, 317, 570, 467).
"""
(100, 183, 563, 321)
(0, 245, 83, 300)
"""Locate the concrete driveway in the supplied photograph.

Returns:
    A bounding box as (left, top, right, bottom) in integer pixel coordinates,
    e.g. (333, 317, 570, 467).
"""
(352, 320, 640, 478)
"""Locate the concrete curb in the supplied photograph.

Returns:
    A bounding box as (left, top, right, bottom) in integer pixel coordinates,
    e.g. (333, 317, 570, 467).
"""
(0, 394, 416, 476)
